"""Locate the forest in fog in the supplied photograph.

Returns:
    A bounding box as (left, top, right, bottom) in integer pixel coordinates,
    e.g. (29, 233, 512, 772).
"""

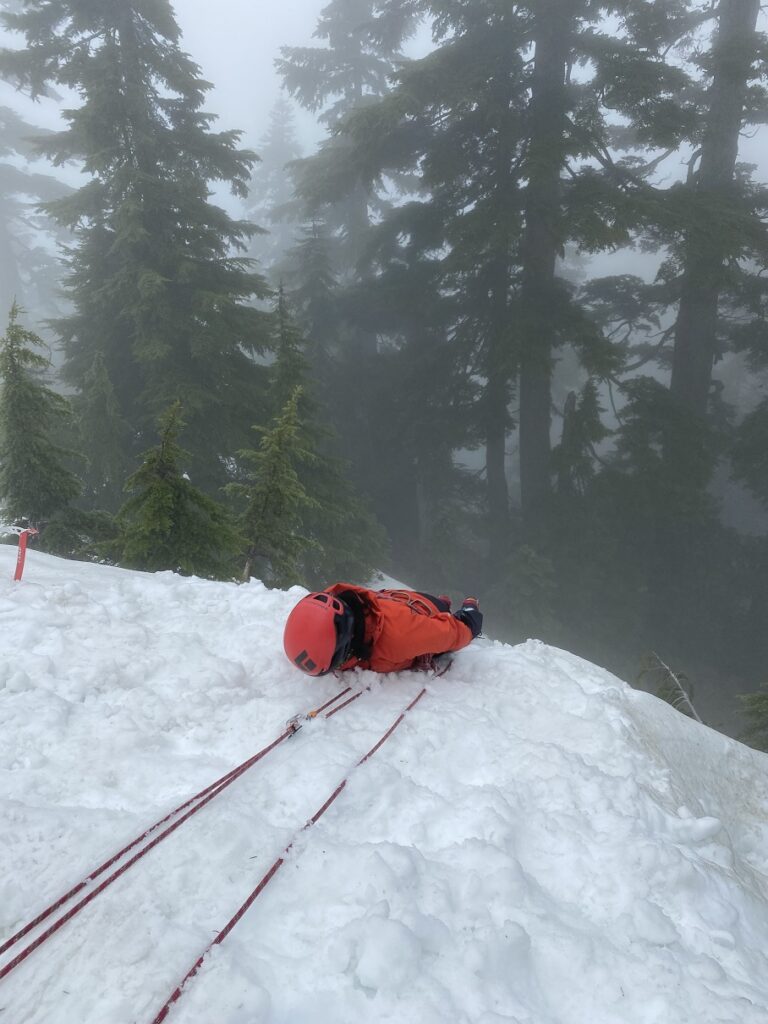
(0, 0, 767, 736)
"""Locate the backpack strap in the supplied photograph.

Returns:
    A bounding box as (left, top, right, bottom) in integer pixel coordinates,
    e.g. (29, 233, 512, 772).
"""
(335, 589, 373, 660)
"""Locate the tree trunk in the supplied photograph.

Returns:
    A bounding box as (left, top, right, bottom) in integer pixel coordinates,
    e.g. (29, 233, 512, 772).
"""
(486, 364, 510, 564)
(519, 0, 574, 533)
(670, 0, 760, 416)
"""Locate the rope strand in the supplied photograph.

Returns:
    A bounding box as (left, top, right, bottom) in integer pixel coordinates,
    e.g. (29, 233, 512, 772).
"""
(0, 686, 355, 979)
(151, 688, 427, 1023)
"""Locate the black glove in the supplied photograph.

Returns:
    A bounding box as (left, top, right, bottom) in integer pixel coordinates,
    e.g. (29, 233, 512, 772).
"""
(454, 597, 482, 638)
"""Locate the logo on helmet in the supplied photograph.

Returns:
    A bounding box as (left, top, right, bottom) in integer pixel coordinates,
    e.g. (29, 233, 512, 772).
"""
(294, 649, 318, 673)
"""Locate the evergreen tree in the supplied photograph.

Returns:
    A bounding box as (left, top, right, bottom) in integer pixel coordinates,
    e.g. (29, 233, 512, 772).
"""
(732, 399, 768, 507)
(0, 0, 273, 493)
(278, 0, 427, 437)
(278, 0, 419, 548)
(317, 0, 642, 561)
(583, 0, 768, 680)
(238, 288, 387, 587)
(0, 105, 70, 320)
(114, 402, 242, 578)
(76, 352, 131, 513)
(551, 379, 610, 498)
(517, 0, 576, 531)
(245, 95, 304, 275)
(668, 0, 764, 417)
(730, 357, 768, 685)
(0, 302, 80, 526)
(227, 387, 316, 587)
(278, 0, 416, 273)
(281, 220, 340, 369)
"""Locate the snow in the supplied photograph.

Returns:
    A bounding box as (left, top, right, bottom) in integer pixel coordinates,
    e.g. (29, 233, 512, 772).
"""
(2, 547, 768, 1024)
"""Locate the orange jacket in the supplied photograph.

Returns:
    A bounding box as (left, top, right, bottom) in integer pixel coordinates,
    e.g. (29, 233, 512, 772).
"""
(326, 584, 473, 673)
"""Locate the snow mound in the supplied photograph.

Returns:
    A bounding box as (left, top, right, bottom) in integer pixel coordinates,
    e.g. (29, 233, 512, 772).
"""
(2, 548, 768, 1023)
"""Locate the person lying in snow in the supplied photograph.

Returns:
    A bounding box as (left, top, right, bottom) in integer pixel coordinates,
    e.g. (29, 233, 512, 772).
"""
(283, 584, 482, 676)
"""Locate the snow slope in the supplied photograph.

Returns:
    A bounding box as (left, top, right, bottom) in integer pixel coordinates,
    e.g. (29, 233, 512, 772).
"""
(2, 547, 768, 1024)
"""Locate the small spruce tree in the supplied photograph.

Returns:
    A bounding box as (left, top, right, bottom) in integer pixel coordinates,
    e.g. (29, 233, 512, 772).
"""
(0, 302, 81, 528)
(227, 387, 316, 588)
(115, 402, 242, 578)
(268, 288, 387, 586)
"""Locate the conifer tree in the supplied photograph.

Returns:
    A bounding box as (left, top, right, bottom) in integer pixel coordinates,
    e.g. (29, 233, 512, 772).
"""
(277, 0, 418, 541)
(281, 221, 339, 368)
(319, 0, 628, 560)
(517, 0, 575, 531)
(730, 363, 768, 684)
(305, 0, 731, 567)
(278, 0, 419, 395)
(0, 105, 70, 320)
(277, 0, 414, 270)
(0, 0, 272, 493)
(0, 0, 70, 316)
(732, 400, 768, 508)
(586, 1, 768, 665)
(0, 302, 80, 526)
(114, 403, 242, 578)
(669, 0, 763, 417)
(76, 352, 131, 513)
(227, 388, 316, 587)
(233, 288, 387, 587)
(245, 95, 304, 275)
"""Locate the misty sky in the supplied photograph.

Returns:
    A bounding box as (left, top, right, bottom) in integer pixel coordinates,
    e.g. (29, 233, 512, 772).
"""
(0, 0, 325, 155)
(3, 1, 765, 173)
(173, 0, 768, 207)
(174, 0, 326, 151)
(0, 0, 765, 259)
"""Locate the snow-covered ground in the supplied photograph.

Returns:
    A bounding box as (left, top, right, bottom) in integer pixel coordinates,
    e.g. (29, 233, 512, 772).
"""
(2, 547, 768, 1024)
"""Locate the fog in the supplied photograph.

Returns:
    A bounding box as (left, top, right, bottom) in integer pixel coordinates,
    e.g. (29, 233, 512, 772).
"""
(1, 0, 767, 743)
(174, 0, 324, 149)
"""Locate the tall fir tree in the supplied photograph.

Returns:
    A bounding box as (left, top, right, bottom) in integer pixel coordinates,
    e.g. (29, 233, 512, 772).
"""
(115, 402, 243, 578)
(517, 0, 577, 532)
(76, 352, 131, 513)
(257, 287, 387, 587)
(0, 0, 273, 494)
(245, 95, 304, 276)
(0, 301, 80, 526)
(0, 104, 70, 321)
(277, 0, 420, 553)
(316, 0, 654, 562)
(277, 0, 416, 272)
(227, 387, 317, 587)
(0, 0, 71, 319)
(585, 0, 768, 671)
(282, 220, 340, 370)
(668, 0, 763, 418)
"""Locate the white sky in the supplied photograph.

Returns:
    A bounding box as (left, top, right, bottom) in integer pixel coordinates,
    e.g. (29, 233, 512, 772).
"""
(0, 1, 764, 222)
(3, 1, 765, 171)
(173, 0, 326, 151)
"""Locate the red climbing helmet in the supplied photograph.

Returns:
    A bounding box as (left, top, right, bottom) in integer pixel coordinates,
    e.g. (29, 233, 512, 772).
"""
(283, 592, 356, 676)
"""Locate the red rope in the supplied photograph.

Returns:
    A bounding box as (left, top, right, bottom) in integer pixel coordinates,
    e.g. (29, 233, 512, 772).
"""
(324, 688, 366, 719)
(151, 687, 427, 1024)
(0, 687, 354, 978)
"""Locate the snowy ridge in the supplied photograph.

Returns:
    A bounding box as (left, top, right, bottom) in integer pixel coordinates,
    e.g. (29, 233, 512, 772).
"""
(2, 548, 768, 1023)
